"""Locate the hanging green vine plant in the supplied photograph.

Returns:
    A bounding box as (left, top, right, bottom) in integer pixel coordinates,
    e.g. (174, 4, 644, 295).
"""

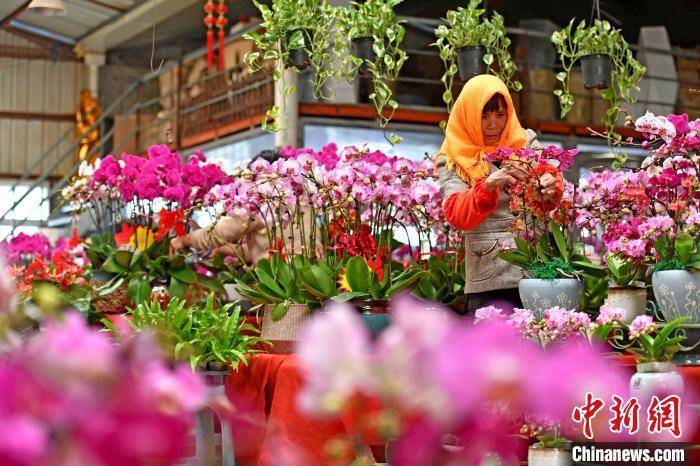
(433, 0, 521, 117)
(337, 0, 408, 144)
(551, 19, 646, 139)
(244, 0, 339, 132)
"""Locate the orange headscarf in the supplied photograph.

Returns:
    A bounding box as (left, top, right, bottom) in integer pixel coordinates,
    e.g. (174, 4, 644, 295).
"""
(438, 74, 527, 185)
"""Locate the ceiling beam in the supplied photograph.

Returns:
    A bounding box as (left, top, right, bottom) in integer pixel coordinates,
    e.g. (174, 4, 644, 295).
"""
(0, 44, 77, 61)
(82, 0, 128, 13)
(77, 0, 200, 52)
(0, 111, 74, 122)
(0, 1, 31, 28)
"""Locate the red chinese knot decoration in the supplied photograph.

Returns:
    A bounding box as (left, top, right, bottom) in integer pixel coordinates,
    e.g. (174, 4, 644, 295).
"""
(203, 0, 228, 70)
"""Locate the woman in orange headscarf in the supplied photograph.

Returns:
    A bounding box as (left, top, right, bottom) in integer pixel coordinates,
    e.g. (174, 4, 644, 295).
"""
(436, 75, 562, 313)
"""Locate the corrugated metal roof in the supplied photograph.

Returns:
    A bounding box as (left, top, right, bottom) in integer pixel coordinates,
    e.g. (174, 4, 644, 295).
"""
(0, 0, 143, 43)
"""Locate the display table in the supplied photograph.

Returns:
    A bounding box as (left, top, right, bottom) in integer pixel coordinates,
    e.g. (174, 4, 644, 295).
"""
(226, 353, 700, 466)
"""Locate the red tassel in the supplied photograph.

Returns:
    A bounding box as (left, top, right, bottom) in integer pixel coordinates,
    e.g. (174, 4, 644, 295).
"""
(218, 30, 225, 71)
(206, 30, 214, 68)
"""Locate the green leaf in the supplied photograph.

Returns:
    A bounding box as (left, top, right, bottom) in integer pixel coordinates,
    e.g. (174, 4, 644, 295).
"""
(675, 233, 695, 265)
(115, 250, 133, 268)
(345, 256, 371, 293)
(169, 277, 186, 300)
(170, 267, 198, 284)
(497, 251, 530, 268)
(332, 291, 367, 302)
(271, 301, 290, 321)
(102, 256, 127, 274)
(556, 71, 567, 82)
(97, 276, 125, 296)
(551, 222, 569, 261)
(127, 275, 151, 307)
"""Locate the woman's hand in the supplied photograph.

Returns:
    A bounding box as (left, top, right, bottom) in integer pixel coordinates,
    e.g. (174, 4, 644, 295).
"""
(538, 172, 560, 201)
(483, 164, 528, 192)
(170, 235, 189, 251)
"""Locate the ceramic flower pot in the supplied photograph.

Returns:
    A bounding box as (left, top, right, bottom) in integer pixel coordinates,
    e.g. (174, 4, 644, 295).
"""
(519, 278, 583, 319)
(528, 446, 572, 466)
(580, 53, 612, 89)
(456, 45, 487, 81)
(630, 361, 684, 401)
(261, 303, 310, 354)
(652, 270, 700, 323)
(604, 284, 648, 323)
(352, 36, 376, 76)
(351, 299, 390, 338)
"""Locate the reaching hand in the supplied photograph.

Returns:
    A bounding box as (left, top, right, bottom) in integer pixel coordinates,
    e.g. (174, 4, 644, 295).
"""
(484, 164, 528, 192)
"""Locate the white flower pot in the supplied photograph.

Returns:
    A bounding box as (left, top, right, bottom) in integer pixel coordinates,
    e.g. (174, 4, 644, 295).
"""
(630, 361, 684, 401)
(605, 284, 647, 323)
(519, 278, 583, 319)
(528, 446, 572, 466)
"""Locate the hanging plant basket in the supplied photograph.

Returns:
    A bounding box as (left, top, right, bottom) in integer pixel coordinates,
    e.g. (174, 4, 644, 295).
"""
(580, 53, 612, 89)
(352, 36, 376, 76)
(456, 45, 487, 81)
(284, 29, 311, 70)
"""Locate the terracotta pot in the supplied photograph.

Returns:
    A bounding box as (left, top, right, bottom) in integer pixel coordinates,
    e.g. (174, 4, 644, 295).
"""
(261, 303, 310, 354)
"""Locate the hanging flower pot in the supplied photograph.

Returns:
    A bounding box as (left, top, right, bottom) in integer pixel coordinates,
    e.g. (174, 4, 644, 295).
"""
(352, 36, 376, 76)
(456, 45, 487, 81)
(519, 278, 584, 320)
(285, 29, 311, 70)
(351, 298, 390, 338)
(604, 282, 647, 323)
(261, 303, 310, 353)
(528, 445, 572, 466)
(580, 53, 612, 89)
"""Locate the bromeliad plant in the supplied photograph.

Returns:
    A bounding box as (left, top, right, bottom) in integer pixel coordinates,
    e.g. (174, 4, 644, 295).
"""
(432, 0, 521, 114)
(337, 0, 407, 142)
(245, 0, 340, 132)
(123, 294, 263, 370)
(551, 19, 646, 137)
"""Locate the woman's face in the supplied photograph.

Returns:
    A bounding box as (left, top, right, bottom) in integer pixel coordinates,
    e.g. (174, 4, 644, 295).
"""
(481, 100, 507, 146)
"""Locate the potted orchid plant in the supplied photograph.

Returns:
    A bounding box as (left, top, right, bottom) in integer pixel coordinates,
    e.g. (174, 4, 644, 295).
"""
(432, 0, 521, 114)
(208, 144, 447, 341)
(62, 145, 228, 309)
(574, 168, 651, 321)
(486, 145, 605, 317)
(551, 19, 646, 136)
(587, 112, 700, 331)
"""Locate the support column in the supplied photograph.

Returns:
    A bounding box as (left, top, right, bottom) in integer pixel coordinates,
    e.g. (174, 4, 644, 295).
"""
(84, 52, 106, 98)
(274, 68, 300, 148)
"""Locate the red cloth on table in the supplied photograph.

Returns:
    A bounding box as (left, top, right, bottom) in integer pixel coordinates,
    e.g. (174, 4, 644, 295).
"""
(226, 354, 350, 466)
